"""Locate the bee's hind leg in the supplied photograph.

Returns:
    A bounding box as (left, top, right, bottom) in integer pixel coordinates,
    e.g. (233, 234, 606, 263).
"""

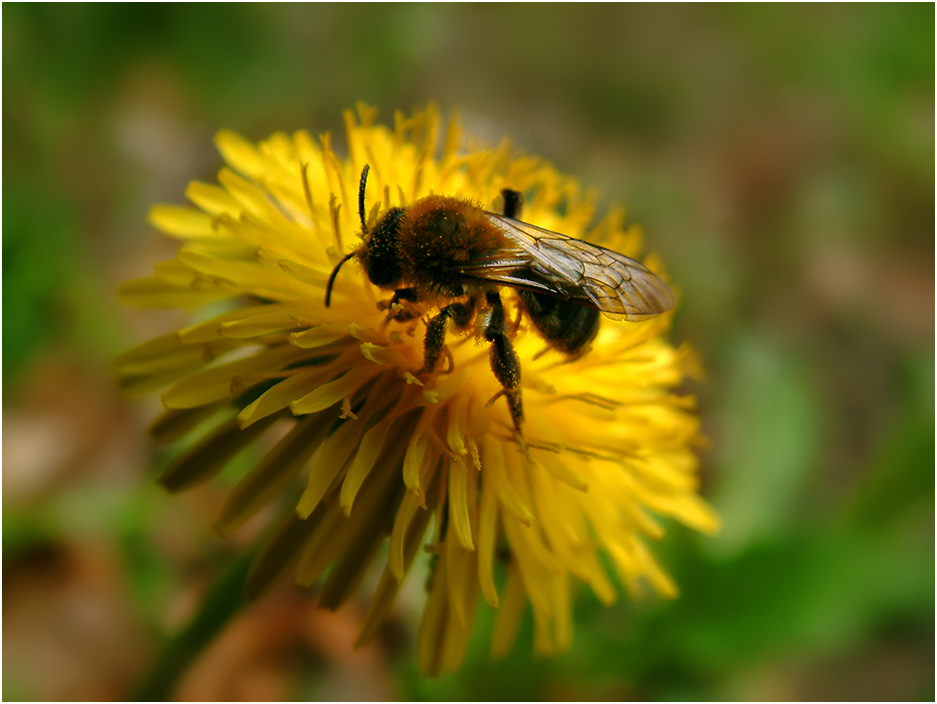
(483, 291, 524, 434)
(469, 191, 525, 434)
(501, 188, 523, 219)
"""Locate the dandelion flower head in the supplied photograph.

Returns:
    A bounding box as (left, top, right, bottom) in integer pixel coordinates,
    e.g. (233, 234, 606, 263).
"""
(117, 104, 719, 676)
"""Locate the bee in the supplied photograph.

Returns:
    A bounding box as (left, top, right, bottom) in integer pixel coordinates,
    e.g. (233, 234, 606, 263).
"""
(325, 166, 674, 434)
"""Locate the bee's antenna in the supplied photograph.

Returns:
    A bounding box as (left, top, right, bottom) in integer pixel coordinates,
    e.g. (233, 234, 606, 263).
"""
(324, 250, 357, 307)
(358, 164, 370, 234)
(325, 166, 371, 308)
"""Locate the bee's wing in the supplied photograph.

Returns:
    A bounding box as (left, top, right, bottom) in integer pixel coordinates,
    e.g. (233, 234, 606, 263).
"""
(459, 212, 674, 321)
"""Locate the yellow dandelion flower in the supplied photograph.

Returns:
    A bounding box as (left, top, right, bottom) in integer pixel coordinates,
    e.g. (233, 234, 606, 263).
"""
(117, 104, 719, 677)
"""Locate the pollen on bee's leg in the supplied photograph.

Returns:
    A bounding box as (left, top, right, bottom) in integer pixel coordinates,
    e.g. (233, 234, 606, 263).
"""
(487, 337, 524, 432)
(482, 291, 524, 433)
(503, 388, 524, 435)
(484, 390, 525, 436)
(420, 309, 450, 374)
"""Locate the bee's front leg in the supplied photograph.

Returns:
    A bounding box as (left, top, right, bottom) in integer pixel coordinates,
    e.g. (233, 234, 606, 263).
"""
(379, 287, 421, 321)
(483, 291, 523, 434)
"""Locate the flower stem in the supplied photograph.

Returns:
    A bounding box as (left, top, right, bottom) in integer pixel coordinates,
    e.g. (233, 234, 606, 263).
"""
(132, 548, 256, 701)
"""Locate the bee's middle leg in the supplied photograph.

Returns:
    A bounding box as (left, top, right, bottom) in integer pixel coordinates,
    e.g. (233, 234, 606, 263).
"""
(422, 301, 473, 373)
(483, 291, 523, 433)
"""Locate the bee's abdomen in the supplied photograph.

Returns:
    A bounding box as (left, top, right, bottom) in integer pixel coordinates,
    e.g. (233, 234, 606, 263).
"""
(518, 289, 600, 356)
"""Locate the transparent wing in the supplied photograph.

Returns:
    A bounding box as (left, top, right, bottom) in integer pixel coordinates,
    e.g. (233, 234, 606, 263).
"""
(458, 212, 674, 321)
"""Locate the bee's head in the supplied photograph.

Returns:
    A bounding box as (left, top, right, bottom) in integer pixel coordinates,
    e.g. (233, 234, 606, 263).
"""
(324, 165, 404, 307)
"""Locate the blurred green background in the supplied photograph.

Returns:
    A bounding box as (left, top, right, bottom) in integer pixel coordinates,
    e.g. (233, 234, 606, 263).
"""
(3, 4, 933, 700)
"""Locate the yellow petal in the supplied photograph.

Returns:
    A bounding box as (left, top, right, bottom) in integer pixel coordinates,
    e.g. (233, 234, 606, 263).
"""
(387, 491, 423, 581)
(148, 204, 214, 238)
(239, 366, 333, 428)
(483, 436, 533, 525)
(186, 180, 238, 216)
(245, 510, 324, 598)
(214, 412, 332, 535)
(117, 276, 232, 309)
(296, 415, 367, 519)
(219, 310, 305, 338)
(290, 365, 382, 415)
(417, 554, 448, 678)
(491, 564, 526, 660)
(476, 450, 500, 608)
(161, 344, 301, 409)
(215, 129, 266, 178)
(440, 541, 478, 674)
(290, 326, 350, 348)
(339, 410, 408, 514)
(447, 455, 475, 552)
(158, 412, 282, 492)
